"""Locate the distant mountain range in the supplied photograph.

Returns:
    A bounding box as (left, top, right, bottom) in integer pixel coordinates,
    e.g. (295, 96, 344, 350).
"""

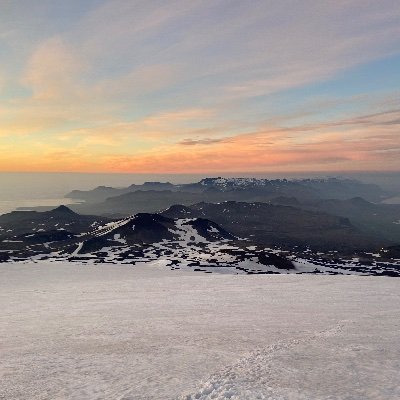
(67, 181, 177, 202)
(66, 177, 389, 205)
(1, 177, 399, 276)
(63, 177, 400, 250)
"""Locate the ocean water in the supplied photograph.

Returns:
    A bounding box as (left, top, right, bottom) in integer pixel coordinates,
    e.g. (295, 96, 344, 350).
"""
(0, 172, 206, 215)
(0, 171, 399, 215)
(383, 195, 400, 204)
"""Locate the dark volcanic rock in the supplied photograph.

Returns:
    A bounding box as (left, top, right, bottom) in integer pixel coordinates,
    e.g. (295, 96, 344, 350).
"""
(187, 218, 236, 241)
(257, 252, 295, 270)
(163, 201, 380, 252)
(75, 213, 236, 254)
(0, 205, 110, 238)
(20, 230, 75, 244)
(382, 245, 400, 259)
(293, 198, 400, 244)
(0, 253, 10, 262)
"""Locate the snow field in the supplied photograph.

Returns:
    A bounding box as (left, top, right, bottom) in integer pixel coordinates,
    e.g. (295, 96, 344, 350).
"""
(0, 262, 399, 399)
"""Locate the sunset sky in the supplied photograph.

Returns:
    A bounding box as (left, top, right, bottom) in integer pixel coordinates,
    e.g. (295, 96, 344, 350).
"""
(1, 0, 399, 173)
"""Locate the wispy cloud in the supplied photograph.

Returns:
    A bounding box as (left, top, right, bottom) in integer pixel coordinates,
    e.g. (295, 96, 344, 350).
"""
(22, 37, 84, 100)
(179, 138, 227, 146)
(1, 1, 400, 172)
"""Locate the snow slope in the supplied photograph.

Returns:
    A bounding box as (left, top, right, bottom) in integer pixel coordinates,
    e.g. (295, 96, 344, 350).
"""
(1, 262, 399, 399)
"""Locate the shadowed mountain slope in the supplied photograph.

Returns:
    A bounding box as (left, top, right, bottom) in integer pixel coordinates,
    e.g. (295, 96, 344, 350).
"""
(1, 206, 398, 276)
(162, 201, 384, 252)
(0, 205, 110, 238)
(270, 197, 400, 243)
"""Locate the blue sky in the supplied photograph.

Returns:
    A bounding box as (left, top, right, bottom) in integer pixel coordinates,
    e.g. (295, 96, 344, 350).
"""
(0, 0, 399, 172)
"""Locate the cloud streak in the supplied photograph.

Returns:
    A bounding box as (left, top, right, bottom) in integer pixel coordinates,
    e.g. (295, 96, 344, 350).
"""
(2, 103, 398, 173)
(0, 1, 400, 172)
(179, 138, 227, 146)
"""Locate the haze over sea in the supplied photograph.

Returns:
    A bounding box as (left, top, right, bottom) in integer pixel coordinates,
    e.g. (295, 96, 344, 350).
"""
(1, 171, 400, 216)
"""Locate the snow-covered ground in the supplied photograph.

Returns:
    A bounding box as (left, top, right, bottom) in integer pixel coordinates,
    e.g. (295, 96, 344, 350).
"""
(1, 262, 399, 400)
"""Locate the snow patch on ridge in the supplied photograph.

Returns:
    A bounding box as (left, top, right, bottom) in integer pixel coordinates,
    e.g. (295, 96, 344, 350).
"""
(170, 218, 209, 244)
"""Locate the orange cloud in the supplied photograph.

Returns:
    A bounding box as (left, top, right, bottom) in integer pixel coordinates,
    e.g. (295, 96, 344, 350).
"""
(1, 90, 400, 173)
(6, 120, 392, 173)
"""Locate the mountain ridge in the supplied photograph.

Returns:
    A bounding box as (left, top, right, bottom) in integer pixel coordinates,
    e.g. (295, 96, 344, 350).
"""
(1, 205, 398, 276)
(66, 177, 389, 206)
